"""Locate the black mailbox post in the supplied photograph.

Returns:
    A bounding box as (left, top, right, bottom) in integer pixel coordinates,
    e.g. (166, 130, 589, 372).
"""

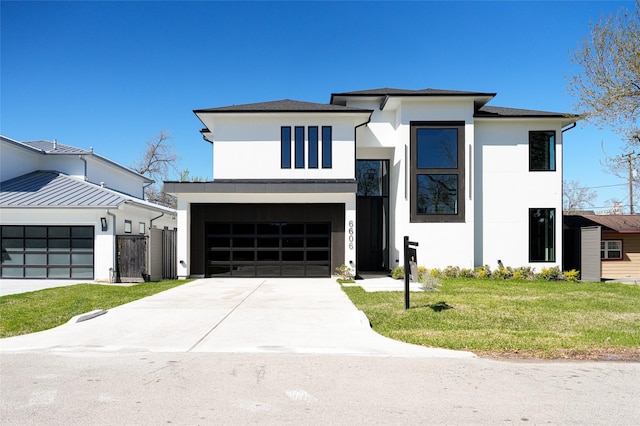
(404, 236, 419, 310)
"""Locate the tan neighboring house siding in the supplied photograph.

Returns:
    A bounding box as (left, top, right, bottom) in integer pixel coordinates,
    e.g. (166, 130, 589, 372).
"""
(601, 234, 640, 279)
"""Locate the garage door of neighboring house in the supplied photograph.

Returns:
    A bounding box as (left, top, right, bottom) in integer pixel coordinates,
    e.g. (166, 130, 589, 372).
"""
(581, 226, 602, 282)
(117, 235, 147, 283)
(206, 222, 331, 277)
(0, 225, 94, 279)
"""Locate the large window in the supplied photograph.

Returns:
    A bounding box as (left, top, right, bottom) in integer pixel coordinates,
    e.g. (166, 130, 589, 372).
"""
(530, 131, 556, 171)
(281, 127, 291, 168)
(410, 122, 465, 222)
(601, 240, 622, 260)
(529, 208, 555, 262)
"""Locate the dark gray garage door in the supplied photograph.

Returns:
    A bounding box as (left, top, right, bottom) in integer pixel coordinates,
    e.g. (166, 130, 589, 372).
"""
(206, 222, 331, 277)
(1, 225, 94, 279)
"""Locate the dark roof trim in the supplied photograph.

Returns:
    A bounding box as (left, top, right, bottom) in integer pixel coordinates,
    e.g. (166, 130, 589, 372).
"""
(165, 179, 357, 194)
(475, 105, 578, 119)
(330, 87, 497, 105)
(194, 99, 373, 114)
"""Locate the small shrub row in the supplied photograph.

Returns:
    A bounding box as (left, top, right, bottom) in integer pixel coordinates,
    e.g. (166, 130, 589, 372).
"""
(391, 265, 580, 282)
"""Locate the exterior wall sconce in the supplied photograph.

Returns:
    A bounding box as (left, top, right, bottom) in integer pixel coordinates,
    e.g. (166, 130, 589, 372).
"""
(100, 217, 108, 231)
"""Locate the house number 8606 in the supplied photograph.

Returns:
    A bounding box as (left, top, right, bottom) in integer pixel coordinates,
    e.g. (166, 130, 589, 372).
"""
(348, 220, 354, 250)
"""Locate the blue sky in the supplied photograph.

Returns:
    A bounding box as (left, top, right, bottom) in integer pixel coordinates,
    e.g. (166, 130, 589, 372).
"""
(1, 0, 634, 211)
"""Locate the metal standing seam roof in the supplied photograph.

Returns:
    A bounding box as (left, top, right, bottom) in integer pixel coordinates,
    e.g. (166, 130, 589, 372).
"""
(0, 171, 127, 208)
(1, 136, 154, 184)
(20, 140, 90, 154)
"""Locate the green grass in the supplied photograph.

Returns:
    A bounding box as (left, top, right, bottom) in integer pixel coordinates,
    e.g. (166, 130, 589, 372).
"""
(0, 280, 191, 338)
(343, 279, 640, 359)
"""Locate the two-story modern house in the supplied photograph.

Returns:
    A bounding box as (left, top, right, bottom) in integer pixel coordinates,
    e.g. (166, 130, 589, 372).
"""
(0, 136, 176, 282)
(165, 88, 578, 279)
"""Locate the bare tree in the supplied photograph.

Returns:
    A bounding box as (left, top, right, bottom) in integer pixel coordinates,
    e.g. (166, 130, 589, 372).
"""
(563, 180, 597, 214)
(131, 131, 179, 208)
(601, 134, 640, 213)
(567, 0, 640, 135)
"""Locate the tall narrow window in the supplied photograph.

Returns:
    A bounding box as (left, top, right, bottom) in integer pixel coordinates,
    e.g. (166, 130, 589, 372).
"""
(410, 122, 465, 222)
(308, 126, 318, 168)
(322, 126, 332, 168)
(529, 131, 556, 171)
(529, 208, 555, 262)
(281, 127, 291, 168)
(295, 126, 305, 168)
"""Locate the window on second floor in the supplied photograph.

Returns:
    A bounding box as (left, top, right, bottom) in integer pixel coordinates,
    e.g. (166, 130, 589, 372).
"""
(601, 240, 622, 260)
(281, 127, 291, 168)
(410, 122, 465, 222)
(308, 126, 318, 168)
(530, 131, 556, 171)
(281, 125, 331, 169)
(295, 126, 305, 168)
(322, 126, 332, 169)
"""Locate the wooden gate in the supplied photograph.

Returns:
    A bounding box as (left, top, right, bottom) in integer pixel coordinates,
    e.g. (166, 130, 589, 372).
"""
(116, 235, 147, 283)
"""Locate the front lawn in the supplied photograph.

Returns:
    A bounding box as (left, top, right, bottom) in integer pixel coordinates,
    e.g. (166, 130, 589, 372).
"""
(343, 279, 640, 360)
(0, 280, 191, 338)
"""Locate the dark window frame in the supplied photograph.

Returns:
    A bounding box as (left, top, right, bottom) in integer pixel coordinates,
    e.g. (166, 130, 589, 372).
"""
(529, 208, 556, 262)
(308, 126, 319, 169)
(281, 126, 292, 169)
(410, 121, 465, 223)
(322, 126, 332, 169)
(295, 126, 305, 169)
(529, 130, 556, 171)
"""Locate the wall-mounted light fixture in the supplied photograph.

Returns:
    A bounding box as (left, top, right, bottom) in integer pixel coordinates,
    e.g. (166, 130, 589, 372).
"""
(100, 217, 108, 232)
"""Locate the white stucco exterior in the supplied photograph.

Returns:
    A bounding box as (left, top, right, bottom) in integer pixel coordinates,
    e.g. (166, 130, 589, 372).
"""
(168, 89, 577, 278)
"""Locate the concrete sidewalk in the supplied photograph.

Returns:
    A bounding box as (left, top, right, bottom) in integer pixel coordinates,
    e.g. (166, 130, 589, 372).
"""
(0, 277, 474, 358)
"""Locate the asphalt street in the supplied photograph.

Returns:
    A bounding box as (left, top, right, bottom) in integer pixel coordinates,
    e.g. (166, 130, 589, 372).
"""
(1, 277, 639, 424)
(1, 352, 639, 425)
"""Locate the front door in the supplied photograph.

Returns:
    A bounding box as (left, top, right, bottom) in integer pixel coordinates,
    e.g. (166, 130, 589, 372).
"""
(356, 160, 389, 272)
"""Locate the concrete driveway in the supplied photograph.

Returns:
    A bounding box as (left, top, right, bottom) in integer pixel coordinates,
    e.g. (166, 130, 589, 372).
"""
(0, 277, 473, 358)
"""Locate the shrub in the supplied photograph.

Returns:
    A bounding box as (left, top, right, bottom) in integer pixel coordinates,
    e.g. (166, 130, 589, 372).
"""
(563, 269, 580, 283)
(537, 266, 561, 281)
(429, 268, 442, 277)
(491, 266, 512, 280)
(513, 266, 535, 280)
(335, 264, 354, 280)
(420, 275, 443, 292)
(474, 265, 492, 279)
(459, 268, 475, 278)
(443, 265, 460, 278)
(391, 266, 404, 280)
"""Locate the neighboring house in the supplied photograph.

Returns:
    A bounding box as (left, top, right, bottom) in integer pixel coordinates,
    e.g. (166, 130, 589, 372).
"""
(0, 136, 176, 282)
(564, 214, 640, 281)
(165, 88, 578, 279)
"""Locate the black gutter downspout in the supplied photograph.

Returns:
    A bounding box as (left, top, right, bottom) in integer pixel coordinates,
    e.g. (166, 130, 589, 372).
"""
(560, 120, 577, 273)
(106, 209, 117, 283)
(562, 122, 577, 133)
(150, 212, 165, 230)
